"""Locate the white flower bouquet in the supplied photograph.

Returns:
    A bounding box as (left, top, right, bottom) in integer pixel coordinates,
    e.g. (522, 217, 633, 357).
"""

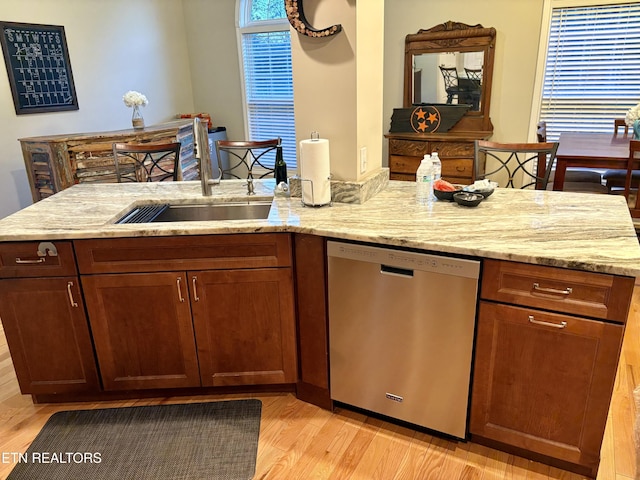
(122, 91, 148, 108)
(625, 102, 640, 126)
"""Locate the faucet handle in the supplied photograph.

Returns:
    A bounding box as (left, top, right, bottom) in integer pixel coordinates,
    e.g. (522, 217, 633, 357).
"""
(247, 177, 255, 195)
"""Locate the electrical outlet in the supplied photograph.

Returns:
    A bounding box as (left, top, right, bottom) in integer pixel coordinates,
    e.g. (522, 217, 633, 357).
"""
(360, 146, 367, 174)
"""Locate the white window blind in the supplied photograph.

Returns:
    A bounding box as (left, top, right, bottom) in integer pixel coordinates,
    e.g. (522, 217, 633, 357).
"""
(541, 2, 640, 141)
(239, 1, 296, 169)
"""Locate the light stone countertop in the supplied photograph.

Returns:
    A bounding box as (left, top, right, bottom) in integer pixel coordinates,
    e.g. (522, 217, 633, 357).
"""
(0, 179, 639, 278)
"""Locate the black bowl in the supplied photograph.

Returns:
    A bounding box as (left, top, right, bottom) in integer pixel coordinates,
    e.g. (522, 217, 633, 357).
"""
(434, 186, 463, 201)
(453, 192, 484, 207)
(470, 187, 494, 198)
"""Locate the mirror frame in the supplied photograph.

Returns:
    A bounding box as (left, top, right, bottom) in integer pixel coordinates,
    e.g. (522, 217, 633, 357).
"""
(404, 21, 496, 134)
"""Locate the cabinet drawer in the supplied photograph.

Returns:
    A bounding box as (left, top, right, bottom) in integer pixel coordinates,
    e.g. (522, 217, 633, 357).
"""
(390, 155, 420, 175)
(431, 142, 474, 158)
(75, 233, 292, 274)
(389, 172, 415, 182)
(481, 259, 634, 322)
(0, 241, 77, 278)
(442, 159, 474, 179)
(388, 139, 429, 157)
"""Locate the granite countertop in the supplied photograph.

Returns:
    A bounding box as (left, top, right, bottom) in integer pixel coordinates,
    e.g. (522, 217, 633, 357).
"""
(1, 179, 639, 278)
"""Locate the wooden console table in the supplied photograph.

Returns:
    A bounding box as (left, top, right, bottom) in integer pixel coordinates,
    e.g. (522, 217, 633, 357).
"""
(20, 120, 195, 202)
(386, 132, 490, 184)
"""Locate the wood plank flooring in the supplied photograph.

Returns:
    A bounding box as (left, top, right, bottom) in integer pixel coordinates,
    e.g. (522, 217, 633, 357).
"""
(0, 288, 638, 480)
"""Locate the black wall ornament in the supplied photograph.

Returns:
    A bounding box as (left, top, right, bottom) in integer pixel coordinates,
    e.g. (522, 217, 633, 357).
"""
(285, 0, 342, 38)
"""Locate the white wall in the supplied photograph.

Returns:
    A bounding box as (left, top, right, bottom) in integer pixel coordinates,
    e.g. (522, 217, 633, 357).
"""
(182, 0, 245, 140)
(0, 0, 195, 218)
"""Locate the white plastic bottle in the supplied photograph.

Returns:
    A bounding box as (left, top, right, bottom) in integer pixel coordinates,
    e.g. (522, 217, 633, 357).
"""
(416, 154, 433, 205)
(431, 151, 442, 182)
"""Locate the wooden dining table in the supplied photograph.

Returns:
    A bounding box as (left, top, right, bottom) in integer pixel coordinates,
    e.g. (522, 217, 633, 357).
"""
(553, 132, 631, 191)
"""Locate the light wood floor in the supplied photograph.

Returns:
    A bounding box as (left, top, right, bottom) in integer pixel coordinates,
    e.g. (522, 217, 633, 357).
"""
(0, 289, 638, 480)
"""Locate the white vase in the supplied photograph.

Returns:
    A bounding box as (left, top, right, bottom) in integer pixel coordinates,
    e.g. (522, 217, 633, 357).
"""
(132, 105, 144, 129)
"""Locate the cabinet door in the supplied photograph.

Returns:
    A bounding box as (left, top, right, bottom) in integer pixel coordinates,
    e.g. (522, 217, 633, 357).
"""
(0, 277, 99, 394)
(470, 301, 623, 472)
(191, 268, 297, 386)
(81, 272, 200, 390)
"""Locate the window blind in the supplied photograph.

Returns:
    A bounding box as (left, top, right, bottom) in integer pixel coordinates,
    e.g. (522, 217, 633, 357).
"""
(540, 2, 640, 141)
(241, 30, 296, 169)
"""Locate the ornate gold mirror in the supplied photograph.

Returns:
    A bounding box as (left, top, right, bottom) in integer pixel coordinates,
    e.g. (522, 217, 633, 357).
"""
(404, 21, 496, 134)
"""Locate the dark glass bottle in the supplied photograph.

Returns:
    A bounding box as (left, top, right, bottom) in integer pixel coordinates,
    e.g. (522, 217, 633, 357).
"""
(274, 145, 288, 184)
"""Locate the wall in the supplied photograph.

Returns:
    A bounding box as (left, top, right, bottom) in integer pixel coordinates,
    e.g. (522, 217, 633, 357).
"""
(383, 0, 545, 150)
(181, 0, 245, 140)
(0, 0, 195, 218)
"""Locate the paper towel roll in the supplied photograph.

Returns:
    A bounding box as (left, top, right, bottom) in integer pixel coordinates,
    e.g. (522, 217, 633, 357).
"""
(299, 138, 331, 206)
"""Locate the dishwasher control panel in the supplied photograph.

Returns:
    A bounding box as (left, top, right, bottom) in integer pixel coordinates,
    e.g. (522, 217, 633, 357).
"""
(327, 241, 480, 279)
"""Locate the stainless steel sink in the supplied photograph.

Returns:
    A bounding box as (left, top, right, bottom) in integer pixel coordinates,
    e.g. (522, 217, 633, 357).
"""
(116, 201, 272, 224)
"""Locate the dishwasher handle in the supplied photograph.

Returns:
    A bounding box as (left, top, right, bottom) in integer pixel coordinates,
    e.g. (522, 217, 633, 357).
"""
(380, 264, 414, 278)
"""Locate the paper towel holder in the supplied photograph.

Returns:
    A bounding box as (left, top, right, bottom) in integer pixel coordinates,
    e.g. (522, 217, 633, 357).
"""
(300, 176, 332, 207)
(300, 131, 331, 207)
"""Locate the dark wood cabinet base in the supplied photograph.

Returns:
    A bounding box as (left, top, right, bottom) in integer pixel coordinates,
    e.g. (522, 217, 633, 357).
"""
(31, 383, 297, 405)
(470, 434, 598, 479)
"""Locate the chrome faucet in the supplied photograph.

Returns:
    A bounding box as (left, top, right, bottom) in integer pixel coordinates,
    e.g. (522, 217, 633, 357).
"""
(193, 118, 220, 197)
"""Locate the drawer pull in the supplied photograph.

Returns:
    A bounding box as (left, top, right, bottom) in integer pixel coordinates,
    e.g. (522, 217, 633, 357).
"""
(176, 277, 185, 303)
(192, 276, 200, 302)
(15, 257, 46, 264)
(528, 315, 567, 329)
(67, 281, 78, 308)
(532, 282, 573, 296)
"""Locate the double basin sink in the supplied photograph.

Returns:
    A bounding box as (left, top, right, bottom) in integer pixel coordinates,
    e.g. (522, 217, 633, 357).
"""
(116, 200, 272, 224)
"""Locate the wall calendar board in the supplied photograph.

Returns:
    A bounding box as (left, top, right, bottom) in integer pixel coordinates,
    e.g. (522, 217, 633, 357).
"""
(0, 21, 78, 114)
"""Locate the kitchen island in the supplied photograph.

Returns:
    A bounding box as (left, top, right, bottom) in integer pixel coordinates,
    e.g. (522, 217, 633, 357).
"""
(0, 179, 638, 276)
(0, 179, 638, 478)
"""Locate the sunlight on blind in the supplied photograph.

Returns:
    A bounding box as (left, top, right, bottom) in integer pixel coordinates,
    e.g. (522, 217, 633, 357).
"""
(541, 2, 640, 141)
(241, 30, 296, 169)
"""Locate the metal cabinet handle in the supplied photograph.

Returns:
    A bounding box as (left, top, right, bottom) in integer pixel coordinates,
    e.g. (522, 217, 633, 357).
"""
(532, 282, 573, 296)
(528, 315, 567, 329)
(15, 257, 46, 264)
(176, 277, 185, 303)
(67, 281, 78, 307)
(192, 276, 200, 302)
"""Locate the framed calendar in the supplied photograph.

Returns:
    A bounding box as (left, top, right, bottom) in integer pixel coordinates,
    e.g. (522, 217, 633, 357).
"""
(0, 21, 79, 114)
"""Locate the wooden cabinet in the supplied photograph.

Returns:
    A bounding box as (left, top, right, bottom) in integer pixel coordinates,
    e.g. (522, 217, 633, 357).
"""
(75, 234, 297, 391)
(386, 132, 488, 184)
(470, 259, 635, 478)
(80, 272, 200, 391)
(293, 233, 331, 409)
(0, 241, 99, 395)
(191, 268, 296, 387)
(20, 120, 196, 202)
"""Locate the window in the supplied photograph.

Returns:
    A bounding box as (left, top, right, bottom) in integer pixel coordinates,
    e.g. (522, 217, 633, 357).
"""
(238, 0, 296, 169)
(536, 1, 640, 141)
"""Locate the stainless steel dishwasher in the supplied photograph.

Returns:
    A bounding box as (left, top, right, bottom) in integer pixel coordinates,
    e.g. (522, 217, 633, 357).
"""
(327, 240, 480, 439)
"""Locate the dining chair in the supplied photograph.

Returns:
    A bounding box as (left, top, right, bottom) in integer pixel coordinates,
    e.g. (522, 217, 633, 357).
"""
(215, 139, 280, 180)
(622, 139, 640, 218)
(438, 66, 464, 105)
(614, 118, 629, 137)
(464, 68, 482, 85)
(112, 142, 182, 183)
(474, 140, 559, 190)
(604, 119, 639, 193)
(536, 121, 607, 193)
